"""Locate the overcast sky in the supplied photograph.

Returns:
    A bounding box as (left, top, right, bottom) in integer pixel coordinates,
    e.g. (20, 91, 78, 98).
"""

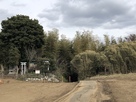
(0, 0, 136, 39)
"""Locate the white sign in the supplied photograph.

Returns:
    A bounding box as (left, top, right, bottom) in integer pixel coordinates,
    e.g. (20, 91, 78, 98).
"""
(35, 70, 40, 74)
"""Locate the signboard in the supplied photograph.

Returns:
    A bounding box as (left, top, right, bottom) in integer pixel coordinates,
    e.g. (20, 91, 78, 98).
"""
(35, 70, 40, 74)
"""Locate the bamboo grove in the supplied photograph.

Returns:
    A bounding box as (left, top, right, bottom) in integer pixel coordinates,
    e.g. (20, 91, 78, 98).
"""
(0, 15, 136, 81)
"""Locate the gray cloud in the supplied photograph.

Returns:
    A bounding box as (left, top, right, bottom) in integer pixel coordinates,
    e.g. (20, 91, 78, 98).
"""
(38, 9, 61, 21)
(11, 2, 26, 7)
(38, 0, 136, 29)
(0, 9, 13, 29)
(0, 9, 13, 22)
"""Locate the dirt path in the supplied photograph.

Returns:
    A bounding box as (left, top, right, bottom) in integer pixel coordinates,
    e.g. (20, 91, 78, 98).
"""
(55, 81, 98, 102)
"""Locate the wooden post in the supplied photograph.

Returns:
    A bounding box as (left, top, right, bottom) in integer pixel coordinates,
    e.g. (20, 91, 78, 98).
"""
(1, 64, 4, 78)
(62, 76, 63, 82)
(69, 76, 71, 82)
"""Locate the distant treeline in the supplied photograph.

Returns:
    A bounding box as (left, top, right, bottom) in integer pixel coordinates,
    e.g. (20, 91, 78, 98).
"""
(0, 15, 136, 81)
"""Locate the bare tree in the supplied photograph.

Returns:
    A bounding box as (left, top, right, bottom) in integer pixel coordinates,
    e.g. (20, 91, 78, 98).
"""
(25, 46, 37, 68)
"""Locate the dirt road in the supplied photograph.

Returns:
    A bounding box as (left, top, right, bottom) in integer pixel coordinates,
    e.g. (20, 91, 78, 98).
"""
(55, 81, 98, 102)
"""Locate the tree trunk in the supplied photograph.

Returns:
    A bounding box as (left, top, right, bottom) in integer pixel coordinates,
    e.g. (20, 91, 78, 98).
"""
(104, 67, 106, 75)
(0, 64, 4, 78)
(15, 66, 19, 79)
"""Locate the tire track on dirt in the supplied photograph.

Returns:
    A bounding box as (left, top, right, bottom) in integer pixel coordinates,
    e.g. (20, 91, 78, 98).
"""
(54, 81, 97, 102)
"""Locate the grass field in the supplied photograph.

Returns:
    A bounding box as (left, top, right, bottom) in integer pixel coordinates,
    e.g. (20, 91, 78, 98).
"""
(91, 73, 136, 102)
(0, 79, 77, 102)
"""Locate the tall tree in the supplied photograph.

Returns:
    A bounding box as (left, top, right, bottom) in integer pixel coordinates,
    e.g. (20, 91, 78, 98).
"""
(71, 50, 110, 79)
(0, 15, 45, 63)
(104, 35, 110, 46)
(42, 29, 59, 71)
(111, 36, 117, 45)
(125, 34, 136, 42)
(72, 30, 99, 55)
(72, 31, 82, 55)
(57, 36, 73, 80)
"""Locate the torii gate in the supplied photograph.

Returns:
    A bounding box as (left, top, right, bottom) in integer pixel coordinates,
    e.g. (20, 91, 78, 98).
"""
(21, 62, 27, 75)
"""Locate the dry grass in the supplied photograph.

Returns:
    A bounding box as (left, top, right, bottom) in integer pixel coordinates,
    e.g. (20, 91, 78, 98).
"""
(91, 73, 136, 102)
(90, 73, 136, 80)
(0, 79, 77, 102)
(108, 80, 136, 102)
